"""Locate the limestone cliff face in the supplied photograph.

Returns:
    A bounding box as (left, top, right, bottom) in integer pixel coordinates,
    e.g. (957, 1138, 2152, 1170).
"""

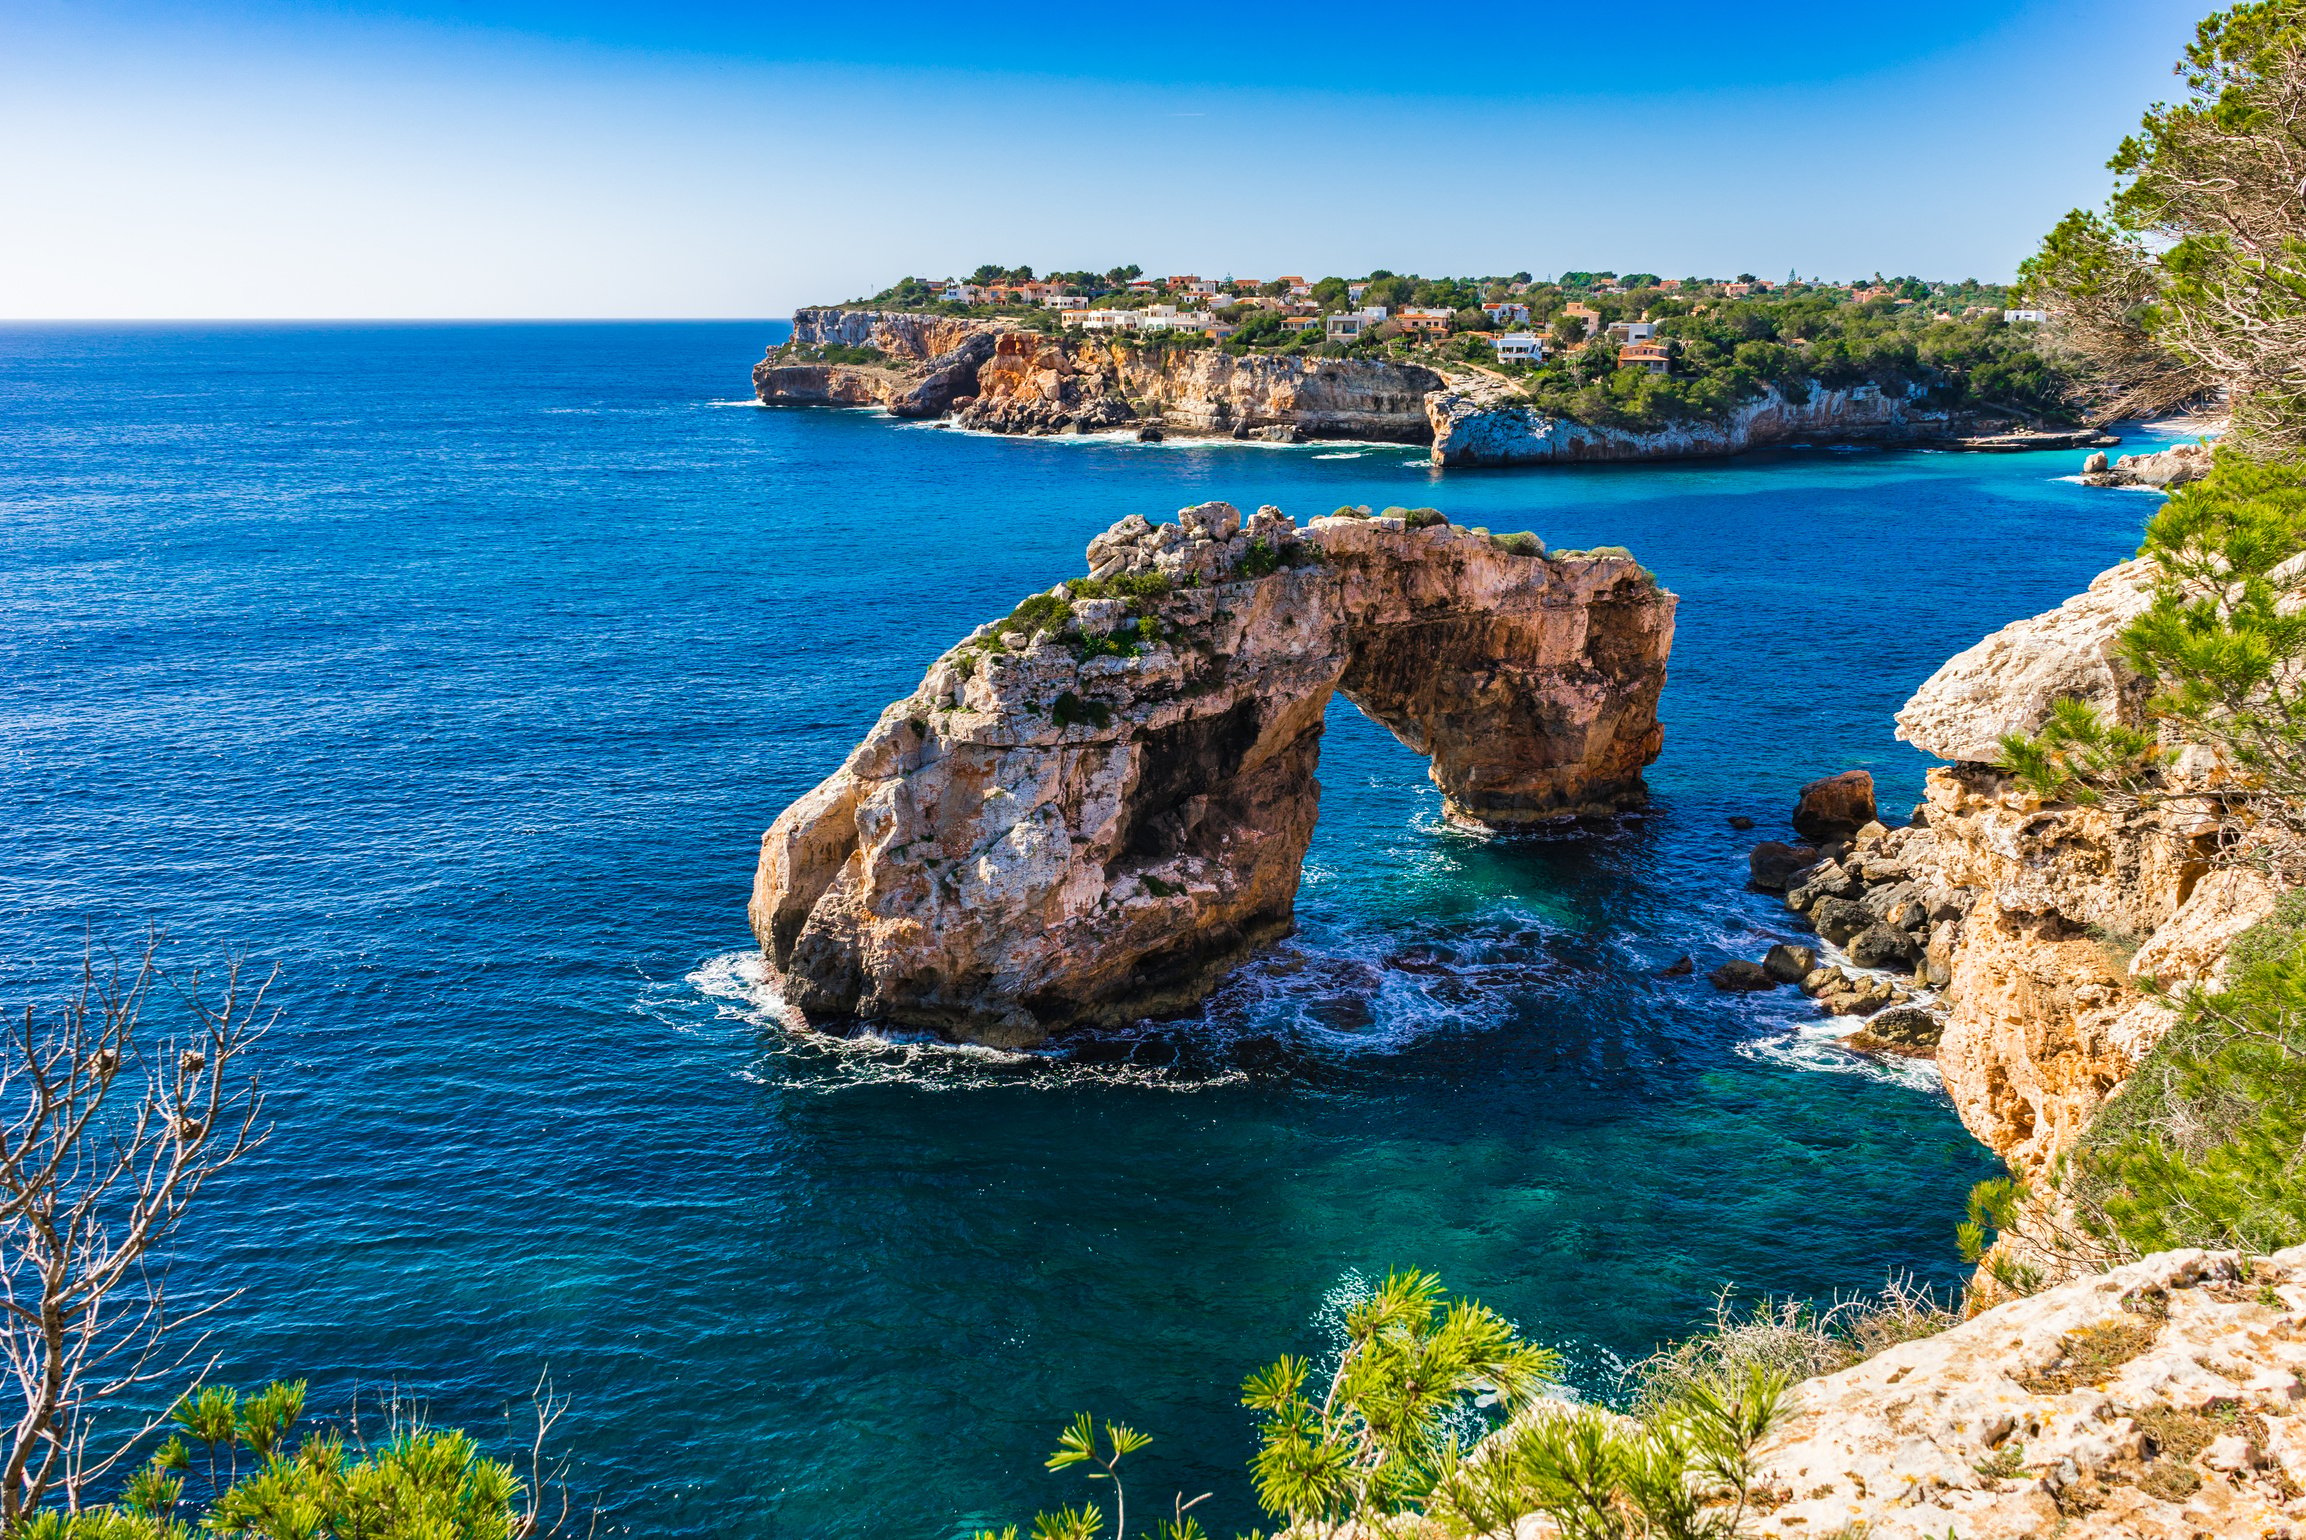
(1426, 378, 1958, 466)
(751, 308, 1004, 418)
(1895, 569, 2277, 1194)
(954, 333, 1445, 441)
(1748, 1245, 2306, 1540)
(749, 503, 1674, 1045)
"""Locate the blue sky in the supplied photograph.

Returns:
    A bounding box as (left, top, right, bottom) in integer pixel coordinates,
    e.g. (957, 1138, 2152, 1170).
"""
(0, 0, 2205, 318)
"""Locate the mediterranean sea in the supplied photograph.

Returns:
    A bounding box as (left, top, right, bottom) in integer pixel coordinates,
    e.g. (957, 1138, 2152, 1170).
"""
(0, 322, 2163, 1536)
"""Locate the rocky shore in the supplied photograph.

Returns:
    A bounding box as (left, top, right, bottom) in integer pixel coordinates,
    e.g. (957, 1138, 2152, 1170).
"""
(754, 308, 2082, 467)
(750, 500, 1674, 1045)
(1750, 1244, 2306, 1540)
(2081, 439, 2214, 489)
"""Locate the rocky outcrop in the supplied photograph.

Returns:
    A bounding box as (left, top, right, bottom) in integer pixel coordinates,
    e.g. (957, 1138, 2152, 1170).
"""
(1910, 767, 2254, 1187)
(1425, 379, 1963, 467)
(752, 308, 1005, 418)
(1750, 1245, 2306, 1540)
(2083, 439, 2214, 489)
(1894, 558, 2159, 763)
(749, 503, 1674, 1044)
(1881, 554, 2279, 1194)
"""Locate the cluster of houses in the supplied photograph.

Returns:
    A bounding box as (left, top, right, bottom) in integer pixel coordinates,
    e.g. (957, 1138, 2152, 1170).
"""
(915, 271, 2049, 372)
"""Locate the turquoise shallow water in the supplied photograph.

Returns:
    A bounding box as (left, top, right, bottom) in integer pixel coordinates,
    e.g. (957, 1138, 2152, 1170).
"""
(0, 322, 2163, 1535)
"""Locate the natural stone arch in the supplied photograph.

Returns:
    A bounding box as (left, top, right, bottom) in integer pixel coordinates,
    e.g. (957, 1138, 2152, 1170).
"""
(750, 502, 1676, 1046)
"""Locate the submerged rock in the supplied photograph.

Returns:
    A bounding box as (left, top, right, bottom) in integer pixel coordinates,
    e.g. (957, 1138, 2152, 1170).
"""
(1843, 1002, 1944, 1056)
(750, 502, 1676, 1045)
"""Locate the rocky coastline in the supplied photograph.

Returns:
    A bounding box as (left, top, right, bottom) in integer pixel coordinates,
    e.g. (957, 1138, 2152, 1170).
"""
(754, 308, 2092, 466)
(750, 500, 1674, 1046)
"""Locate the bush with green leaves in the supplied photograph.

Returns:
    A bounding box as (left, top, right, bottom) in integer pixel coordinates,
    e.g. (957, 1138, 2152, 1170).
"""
(1238, 1269, 1558, 1531)
(1994, 696, 2166, 806)
(21, 1380, 545, 1540)
(965, 1269, 1931, 1540)
(2067, 892, 2306, 1254)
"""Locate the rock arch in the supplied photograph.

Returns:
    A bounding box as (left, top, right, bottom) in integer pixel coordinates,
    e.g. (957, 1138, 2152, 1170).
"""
(750, 502, 1676, 1046)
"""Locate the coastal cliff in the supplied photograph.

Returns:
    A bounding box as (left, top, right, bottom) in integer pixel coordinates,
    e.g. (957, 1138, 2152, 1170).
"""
(749, 501, 1673, 1045)
(1426, 377, 1958, 466)
(753, 308, 2037, 462)
(956, 332, 1442, 441)
(1886, 564, 2279, 1264)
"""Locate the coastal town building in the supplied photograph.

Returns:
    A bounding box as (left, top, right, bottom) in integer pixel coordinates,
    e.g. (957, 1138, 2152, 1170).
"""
(1606, 321, 1656, 344)
(1325, 308, 1388, 341)
(1493, 333, 1546, 364)
(1398, 307, 1452, 338)
(1560, 302, 1605, 336)
(1484, 302, 1531, 327)
(1618, 342, 1670, 373)
(2003, 308, 2050, 323)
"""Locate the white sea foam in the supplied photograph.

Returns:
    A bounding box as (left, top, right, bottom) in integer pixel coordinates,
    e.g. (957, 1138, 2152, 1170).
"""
(1737, 1016, 1942, 1091)
(702, 398, 767, 408)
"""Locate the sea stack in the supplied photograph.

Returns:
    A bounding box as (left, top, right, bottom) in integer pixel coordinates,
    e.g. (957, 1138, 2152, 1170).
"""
(749, 502, 1674, 1046)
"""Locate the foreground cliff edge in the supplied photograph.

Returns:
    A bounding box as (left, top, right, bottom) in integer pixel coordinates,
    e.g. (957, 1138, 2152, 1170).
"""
(750, 502, 1674, 1045)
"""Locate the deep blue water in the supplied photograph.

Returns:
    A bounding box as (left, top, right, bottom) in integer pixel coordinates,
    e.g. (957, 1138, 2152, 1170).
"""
(0, 322, 2162, 1536)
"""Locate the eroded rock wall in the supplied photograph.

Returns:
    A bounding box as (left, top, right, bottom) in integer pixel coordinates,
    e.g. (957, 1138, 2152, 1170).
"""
(1895, 566, 2278, 1198)
(954, 334, 1445, 441)
(1427, 379, 1960, 466)
(750, 504, 1674, 1043)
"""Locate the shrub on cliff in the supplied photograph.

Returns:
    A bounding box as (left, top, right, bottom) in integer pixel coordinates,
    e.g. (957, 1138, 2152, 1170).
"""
(1993, 455, 2306, 841)
(2062, 890, 2306, 1255)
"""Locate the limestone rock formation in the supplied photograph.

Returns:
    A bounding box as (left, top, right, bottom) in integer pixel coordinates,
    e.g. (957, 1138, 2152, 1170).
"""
(1424, 379, 1962, 467)
(1894, 558, 2159, 763)
(2081, 439, 2214, 489)
(750, 503, 1675, 1044)
(1750, 1245, 2306, 1539)
(1911, 766, 2245, 1185)
(954, 334, 1443, 441)
(753, 309, 1005, 418)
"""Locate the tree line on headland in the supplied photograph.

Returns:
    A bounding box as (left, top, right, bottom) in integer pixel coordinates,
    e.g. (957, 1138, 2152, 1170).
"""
(827, 266, 2079, 433)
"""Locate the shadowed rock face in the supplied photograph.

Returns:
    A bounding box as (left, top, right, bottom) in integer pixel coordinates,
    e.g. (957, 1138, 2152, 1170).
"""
(750, 503, 1675, 1045)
